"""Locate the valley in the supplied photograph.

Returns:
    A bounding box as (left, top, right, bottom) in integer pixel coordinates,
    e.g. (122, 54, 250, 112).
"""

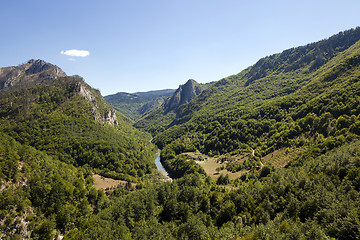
(2, 27, 360, 239)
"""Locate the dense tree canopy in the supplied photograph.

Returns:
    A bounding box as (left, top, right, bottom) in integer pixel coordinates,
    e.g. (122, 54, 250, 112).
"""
(0, 76, 156, 181)
(147, 28, 360, 177)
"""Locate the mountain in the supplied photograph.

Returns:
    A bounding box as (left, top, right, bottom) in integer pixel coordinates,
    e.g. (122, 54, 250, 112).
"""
(138, 27, 360, 177)
(0, 59, 159, 239)
(104, 89, 175, 121)
(165, 79, 203, 110)
(3, 28, 360, 240)
(0, 59, 156, 181)
(0, 59, 66, 89)
(134, 79, 206, 134)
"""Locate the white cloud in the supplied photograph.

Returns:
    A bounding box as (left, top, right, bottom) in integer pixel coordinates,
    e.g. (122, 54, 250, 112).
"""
(61, 49, 90, 57)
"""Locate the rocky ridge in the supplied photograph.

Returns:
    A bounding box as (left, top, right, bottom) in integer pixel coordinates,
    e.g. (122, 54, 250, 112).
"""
(165, 79, 203, 110)
(0, 59, 66, 89)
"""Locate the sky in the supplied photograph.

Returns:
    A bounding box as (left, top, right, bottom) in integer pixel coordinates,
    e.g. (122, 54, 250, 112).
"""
(1, 0, 360, 96)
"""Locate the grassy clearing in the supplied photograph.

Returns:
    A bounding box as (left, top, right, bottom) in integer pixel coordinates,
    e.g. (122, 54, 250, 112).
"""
(181, 152, 247, 180)
(185, 147, 307, 181)
(93, 174, 130, 190)
(197, 157, 247, 180)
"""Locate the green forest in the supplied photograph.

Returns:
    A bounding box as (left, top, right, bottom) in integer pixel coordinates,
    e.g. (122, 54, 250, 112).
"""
(2, 28, 360, 239)
(152, 27, 360, 178)
(0, 75, 156, 181)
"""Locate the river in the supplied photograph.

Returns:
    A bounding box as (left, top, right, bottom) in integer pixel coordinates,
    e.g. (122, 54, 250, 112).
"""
(155, 152, 172, 180)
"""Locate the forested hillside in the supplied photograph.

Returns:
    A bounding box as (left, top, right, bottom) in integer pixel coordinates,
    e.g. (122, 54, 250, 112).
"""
(3, 28, 360, 239)
(0, 132, 106, 239)
(146, 27, 360, 178)
(68, 140, 360, 239)
(0, 60, 158, 239)
(0, 60, 156, 181)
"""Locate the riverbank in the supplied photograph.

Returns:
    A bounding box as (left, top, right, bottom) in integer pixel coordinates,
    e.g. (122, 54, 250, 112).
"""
(155, 150, 172, 181)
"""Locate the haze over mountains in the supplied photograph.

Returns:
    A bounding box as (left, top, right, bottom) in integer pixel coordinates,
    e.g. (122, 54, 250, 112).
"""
(2, 27, 360, 239)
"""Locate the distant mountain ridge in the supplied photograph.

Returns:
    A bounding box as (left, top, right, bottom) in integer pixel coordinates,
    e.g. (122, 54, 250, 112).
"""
(105, 89, 175, 121)
(134, 79, 207, 134)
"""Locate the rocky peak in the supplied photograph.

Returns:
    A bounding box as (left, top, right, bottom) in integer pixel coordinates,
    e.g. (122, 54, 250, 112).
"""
(0, 59, 66, 90)
(166, 79, 203, 110)
(25, 59, 51, 75)
(25, 59, 66, 78)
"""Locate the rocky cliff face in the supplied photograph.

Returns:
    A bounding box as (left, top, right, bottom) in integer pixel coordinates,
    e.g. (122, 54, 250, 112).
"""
(0, 59, 66, 89)
(105, 110, 118, 126)
(74, 81, 119, 126)
(0, 59, 119, 127)
(166, 79, 203, 110)
(75, 82, 97, 103)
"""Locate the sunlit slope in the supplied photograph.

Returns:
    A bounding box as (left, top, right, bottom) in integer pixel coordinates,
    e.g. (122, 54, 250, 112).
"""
(0, 60, 156, 181)
(150, 28, 360, 175)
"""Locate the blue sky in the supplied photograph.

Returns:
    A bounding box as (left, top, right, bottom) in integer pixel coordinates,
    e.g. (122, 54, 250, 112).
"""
(1, 0, 360, 95)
